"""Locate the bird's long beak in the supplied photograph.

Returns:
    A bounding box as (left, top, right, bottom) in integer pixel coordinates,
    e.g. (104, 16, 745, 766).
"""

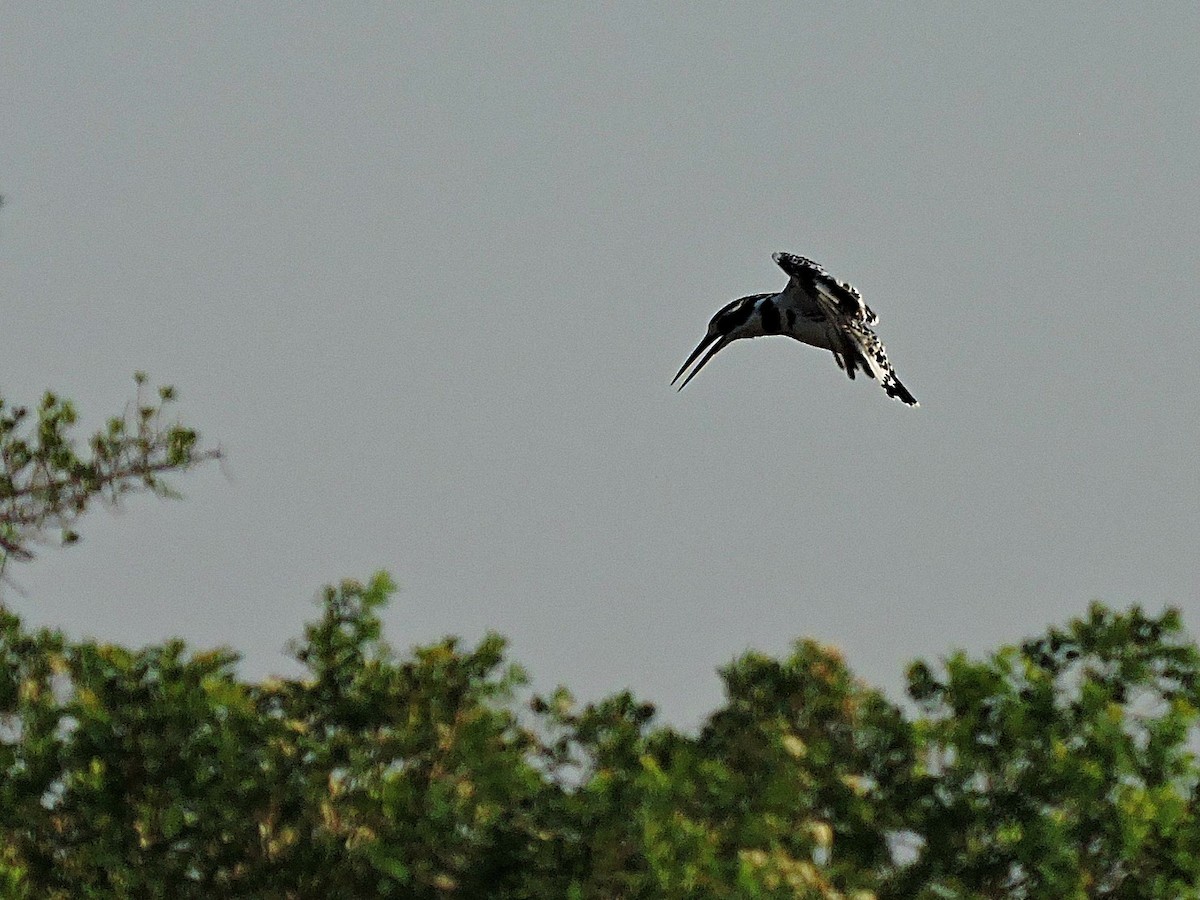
(672, 334, 732, 391)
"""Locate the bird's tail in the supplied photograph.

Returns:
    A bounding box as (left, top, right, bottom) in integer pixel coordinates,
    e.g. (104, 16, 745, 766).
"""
(881, 371, 918, 406)
(842, 327, 919, 406)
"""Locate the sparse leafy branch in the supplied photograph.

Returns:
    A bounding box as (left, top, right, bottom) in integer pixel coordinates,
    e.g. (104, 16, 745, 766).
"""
(0, 373, 220, 571)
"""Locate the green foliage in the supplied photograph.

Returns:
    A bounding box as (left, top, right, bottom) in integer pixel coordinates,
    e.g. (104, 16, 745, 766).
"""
(3, 586, 1197, 898)
(899, 603, 1200, 899)
(2, 378, 1197, 896)
(0, 375, 220, 572)
(0, 575, 545, 898)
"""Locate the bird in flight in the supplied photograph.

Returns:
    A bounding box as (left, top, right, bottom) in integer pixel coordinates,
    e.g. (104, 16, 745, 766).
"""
(672, 252, 918, 406)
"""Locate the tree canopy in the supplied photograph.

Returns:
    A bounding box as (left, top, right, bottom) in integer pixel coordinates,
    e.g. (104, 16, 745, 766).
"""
(1, 384, 1197, 898)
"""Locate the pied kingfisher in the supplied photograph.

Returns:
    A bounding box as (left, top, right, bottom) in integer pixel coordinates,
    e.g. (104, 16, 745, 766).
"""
(672, 252, 918, 406)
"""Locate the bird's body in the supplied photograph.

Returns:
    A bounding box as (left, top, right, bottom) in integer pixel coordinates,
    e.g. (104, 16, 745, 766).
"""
(672, 252, 918, 406)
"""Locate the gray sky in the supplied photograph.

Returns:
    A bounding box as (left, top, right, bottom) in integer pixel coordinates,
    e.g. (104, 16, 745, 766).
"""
(3, 4, 1197, 726)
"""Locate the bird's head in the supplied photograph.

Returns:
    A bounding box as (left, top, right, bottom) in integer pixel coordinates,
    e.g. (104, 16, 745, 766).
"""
(672, 297, 758, 391)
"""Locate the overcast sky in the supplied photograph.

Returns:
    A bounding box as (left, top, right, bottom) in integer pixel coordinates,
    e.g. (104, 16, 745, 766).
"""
(3, 4, 1197, 726)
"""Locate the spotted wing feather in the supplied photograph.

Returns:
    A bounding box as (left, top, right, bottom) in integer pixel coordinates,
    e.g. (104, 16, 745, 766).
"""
(773, 252, 877, 325)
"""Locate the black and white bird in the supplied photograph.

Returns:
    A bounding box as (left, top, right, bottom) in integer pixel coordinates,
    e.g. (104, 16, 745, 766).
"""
(672, 252, 918, 406)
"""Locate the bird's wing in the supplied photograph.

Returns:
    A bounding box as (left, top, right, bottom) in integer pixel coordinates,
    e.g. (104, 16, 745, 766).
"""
(773, 252, 877, 325)
(775, 264, 918, 404)
(812, 276, 876, 326)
